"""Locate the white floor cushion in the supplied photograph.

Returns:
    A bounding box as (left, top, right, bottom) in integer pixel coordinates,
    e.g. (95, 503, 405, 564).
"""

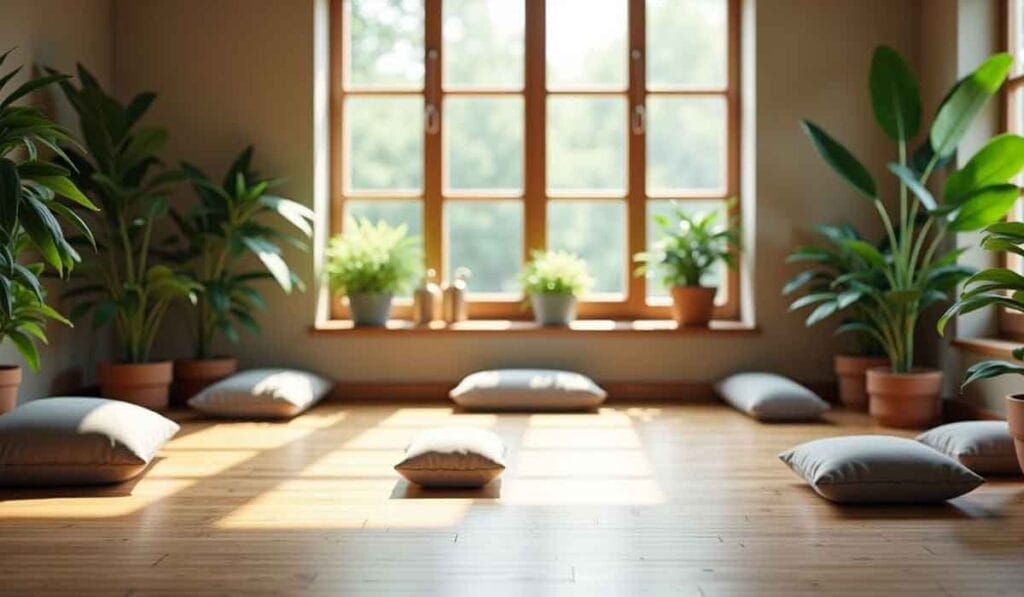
(0, 397, 179, 486)
(395, 427, 506, 488)
(449, 369, 607, 411)
(188, 368, 333, 419)
(716, 372, 830, 421)
(780, 435, 984, 504)
(917, 421, 1021, 476)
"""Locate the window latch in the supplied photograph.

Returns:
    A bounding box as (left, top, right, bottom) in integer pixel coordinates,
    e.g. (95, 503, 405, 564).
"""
(631, 104, 646, 135)
(425, 104, 440, 135)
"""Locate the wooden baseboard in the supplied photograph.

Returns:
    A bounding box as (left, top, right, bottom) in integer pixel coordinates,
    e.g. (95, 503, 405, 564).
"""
(942, 398, 1003, 421)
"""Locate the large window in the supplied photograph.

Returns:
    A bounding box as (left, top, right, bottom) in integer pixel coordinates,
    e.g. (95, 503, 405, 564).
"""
(330, 0, 741, 321)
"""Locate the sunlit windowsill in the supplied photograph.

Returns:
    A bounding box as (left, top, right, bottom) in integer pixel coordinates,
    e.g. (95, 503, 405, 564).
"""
(311, 318, 758, 336)
(951, 336, 1021, 358)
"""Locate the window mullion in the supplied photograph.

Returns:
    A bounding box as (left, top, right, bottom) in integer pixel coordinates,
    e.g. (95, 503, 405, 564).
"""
(626, 0, 647, 315)
(424, 0, 443, 279)
(525, 0, 546, 258)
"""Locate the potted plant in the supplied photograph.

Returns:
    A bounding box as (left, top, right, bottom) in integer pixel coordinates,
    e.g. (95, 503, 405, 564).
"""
(324, 218, 420, 326)
(634, 202, 739, 326)
(0, 51, 97, 412)
(57, 66, 198, 410)
(939, 220, 1024, 474)
(519, 250, 593, 326)
(785, 223, 890, 409)
(166, 146, 314, 402)
(800, 46, 1022, 427)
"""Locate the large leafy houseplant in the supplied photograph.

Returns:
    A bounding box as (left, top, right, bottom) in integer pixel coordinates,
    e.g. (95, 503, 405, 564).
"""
(800, 46, 1022, 426)
(57, 65, 197, 408)
(519, 250, 593, 326)
(0, 50, 97, 411)
(171, 146, 314, 360)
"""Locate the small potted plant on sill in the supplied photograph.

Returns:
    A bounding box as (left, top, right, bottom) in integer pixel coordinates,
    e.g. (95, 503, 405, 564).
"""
(325, 218, 420, 327)
(58, 66, 199, 410)
(0, 51, 98, 412)
(519, 250, 593, 326)
(939, 220, 1024, 474)
(165, 146, 314, 403)
(800, 46, 1023, 428)
(785, 223, 890, 410)
(634, 201, 739, 327)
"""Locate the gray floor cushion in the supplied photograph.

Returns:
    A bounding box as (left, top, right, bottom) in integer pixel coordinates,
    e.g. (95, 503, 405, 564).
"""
(917, 421, 1021, 476)
(449, 369, 607, 411)
(780, 435, 984, 504)
(395, 427, 506, 488)
(188, 368, 333, 419)
(716, 372, 830, 421)
(0, 397, 179, 486)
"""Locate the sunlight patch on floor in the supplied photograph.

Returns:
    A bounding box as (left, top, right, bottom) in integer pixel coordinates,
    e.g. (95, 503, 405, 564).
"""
(166, 423, 322, 450)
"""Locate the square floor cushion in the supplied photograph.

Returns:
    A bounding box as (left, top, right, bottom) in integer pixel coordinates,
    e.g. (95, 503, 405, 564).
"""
(916, 421, 1021, 476)
(449, 369, 607, 411)
(395, 427, 507, 488)
(780, 435, 984, 504)
(188, 368, 333, 419)
(715, 372, 830, 421)
(0, 397, 179, 486)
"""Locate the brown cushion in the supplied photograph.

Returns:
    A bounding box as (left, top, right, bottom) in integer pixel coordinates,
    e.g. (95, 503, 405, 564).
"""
(0, 397, 179, 486)
(395, 427, 506, 488)
(916, 421, 1021, 476)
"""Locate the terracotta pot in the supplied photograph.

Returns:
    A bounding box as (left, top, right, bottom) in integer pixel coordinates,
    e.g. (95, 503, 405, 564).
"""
(97, 361, 173, 411)
(670, 285, 717, 327)
(866, 367, 943, 429)
(1006, 394, 1024, 476)
(173, 357, 238, 405)
(0, 365, 22, 414)
(834, 355, 890, 411)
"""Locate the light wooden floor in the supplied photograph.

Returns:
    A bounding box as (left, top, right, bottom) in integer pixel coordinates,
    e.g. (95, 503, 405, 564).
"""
(1, 402, 1023, 596)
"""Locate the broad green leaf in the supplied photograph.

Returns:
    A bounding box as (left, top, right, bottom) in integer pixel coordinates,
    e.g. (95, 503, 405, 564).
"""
(6, 330, 39, 371)
(930, 53, 1013, 159)
(869, 46, 921, 141)
(241, 236, 293, 292)
(984, 221, 1024, 239)
(806, 300, 838, 326)
(789, 292, 835, 311)
(840, 239, 887, 269)
(888, 163, 936, 210)
(944, 134, 1024, 203)
(947, 184, 1020, 231)
(782, 270, 823, 295)
(33, 175, 98, 210)
(962, 359, 1024, 387)
(0, 158, 19, 241)
(801, 120, 877, 199)
(0, 73, 67, 110)
(259, 195, 314, 237)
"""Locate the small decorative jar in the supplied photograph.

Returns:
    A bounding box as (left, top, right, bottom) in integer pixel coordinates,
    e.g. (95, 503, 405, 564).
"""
(412, 269, 442, 326)
(442, 267, 471, 323)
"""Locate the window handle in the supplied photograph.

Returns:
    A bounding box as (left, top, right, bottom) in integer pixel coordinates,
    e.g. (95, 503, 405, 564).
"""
(631, 104, 646, 135)
(425, 104, 440, 135)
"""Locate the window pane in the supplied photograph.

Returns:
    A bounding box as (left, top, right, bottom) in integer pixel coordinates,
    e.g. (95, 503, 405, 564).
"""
(547, 200, 626, 295)
(445, 97, 524, 192)
(546, 0, 627, 90)
(346, 96, 423, 192)
(345, 0, 424, 89)
(647, 0, 727, 89)
(446, 200, 523, 294)
(647, 96, 726, 194)
(443, 0, 524, 89)
(646, 200, 727, 302)
(345, 200, 424, 297)
(547, 96, 627, 194)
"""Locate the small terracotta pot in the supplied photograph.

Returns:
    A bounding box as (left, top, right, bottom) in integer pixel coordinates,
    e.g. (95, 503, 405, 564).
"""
(97, 361, 173, 411)
(834, 354, 890, 411)
(173, 357, 238, 405)
(866, 367, 943, 429)
(670, 285, 716, 327)
(0, 365, 22, 414)
(1006, 394, 1024, 476)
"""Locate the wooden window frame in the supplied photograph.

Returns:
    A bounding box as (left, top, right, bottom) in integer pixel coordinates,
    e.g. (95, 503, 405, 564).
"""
(329, 0, 742, 322)
(1000, 0, 1024, 338)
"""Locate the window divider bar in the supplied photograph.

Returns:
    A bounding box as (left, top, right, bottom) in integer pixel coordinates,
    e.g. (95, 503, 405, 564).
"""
(626, 0, 647, 315)
(524, 0, 547, 257)
(424, 0, 443, 279)
(723, 0, 742, 319)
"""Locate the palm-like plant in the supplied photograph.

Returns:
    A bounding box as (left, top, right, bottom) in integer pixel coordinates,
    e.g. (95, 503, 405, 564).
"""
(57, 65, 198, 364)
(168, 146, 314, 359)
(800, 46, 1022, 374)
(634, 202, 740, 287)
(0, 50, 97, 369)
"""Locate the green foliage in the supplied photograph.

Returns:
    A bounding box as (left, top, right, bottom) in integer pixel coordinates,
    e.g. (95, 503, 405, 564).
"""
(325, 218, 421, 295)
(941, 224, 1024, 387)
(57, 65, 199, 363)
(519, 250, 593, 297)
(799, 46, 1020, 373)
(167, 146, 314, 359)
(0, 49, 95, 369)
(634, 201, 739, 288)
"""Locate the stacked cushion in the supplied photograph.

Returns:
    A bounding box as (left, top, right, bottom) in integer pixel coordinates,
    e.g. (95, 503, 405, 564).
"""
(716, 372, 829, 421)
(395, 427, 506, 488)
(449, 369, 606, 411)
(188, 368, 332, 419)
(780, 435, 984, 504)
(0, 397, 179, 486)
(917, 421, 1021, 476)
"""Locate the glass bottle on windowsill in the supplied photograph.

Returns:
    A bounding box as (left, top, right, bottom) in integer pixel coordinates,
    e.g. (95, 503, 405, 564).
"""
(442, 267, 471, 325)
(412, 269, 442, 326)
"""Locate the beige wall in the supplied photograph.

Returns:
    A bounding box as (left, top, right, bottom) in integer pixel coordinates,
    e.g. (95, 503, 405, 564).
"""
(0, 1, 114, 402)
(112, 0, 923, 387)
